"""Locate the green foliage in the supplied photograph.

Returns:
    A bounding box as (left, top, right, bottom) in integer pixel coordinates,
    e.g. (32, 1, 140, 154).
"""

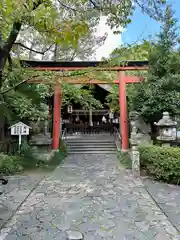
(106, 85, 119, 112)
(20, 140, 67, 170)
(20, 142, 38, 169)
(62, 83, 102, 110)
(139, 145, 180, 184)
(0, 139, 67, 175)
(132, 75, 180, 122)
(0, 0, 89, 47)
(50, 150, 66, 167)
(106, 40, 152, 112)
(47, 138, 68, 168)
(0, 153, 23, 175)
(59, 139, 68, 157)
(110, 40, 151, 62)
(4, 90, 49, 122)
(131, 7, 180, 123)
(118, 152, 132, 169)
(0, 68, 53, 122)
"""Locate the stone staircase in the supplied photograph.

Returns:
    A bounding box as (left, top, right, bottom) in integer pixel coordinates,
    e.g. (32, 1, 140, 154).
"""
(65, 134, 117, 154)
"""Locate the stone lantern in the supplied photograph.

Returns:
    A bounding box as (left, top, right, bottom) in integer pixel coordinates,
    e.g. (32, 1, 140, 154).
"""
(154, 112, 177, 147)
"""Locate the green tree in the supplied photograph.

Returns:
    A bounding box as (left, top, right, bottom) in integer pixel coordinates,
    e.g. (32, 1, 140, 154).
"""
(0, 0, 167, 79)
(0, 0, 168, 92)
(106, 40, 152, 112)
(132, 6, 180, 124)
(15, 18, 106, 61)
(110, 40, 151, 62)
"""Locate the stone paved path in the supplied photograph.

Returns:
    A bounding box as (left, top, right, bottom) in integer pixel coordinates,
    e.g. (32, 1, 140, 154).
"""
(0, 176, 41, 230)
(144, 179, 180, 233)
(0, 154, 180, 240)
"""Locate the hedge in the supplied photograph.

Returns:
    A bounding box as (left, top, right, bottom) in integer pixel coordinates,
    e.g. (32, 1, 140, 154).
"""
(139, 145, 180, 184)
(0, 153, 23, 175)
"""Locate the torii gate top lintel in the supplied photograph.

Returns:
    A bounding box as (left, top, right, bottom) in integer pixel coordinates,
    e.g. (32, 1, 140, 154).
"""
(20, 60, 148, 71)
(21, 60, 148, 84)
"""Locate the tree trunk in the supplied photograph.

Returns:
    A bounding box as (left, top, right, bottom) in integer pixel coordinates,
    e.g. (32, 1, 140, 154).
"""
(0, 22, 22, 88)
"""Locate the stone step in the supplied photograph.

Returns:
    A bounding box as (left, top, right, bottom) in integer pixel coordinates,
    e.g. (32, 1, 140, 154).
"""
(65, 135, 114, 139)
(66, 134, 117, 154)
(66, 140, 114, 143)
(68, 147, 116, 150)
(67, 144, 116, 148)
(68, 147, 116, 152)
(66, 142, 115, 146)
(68, 151, 117, 154)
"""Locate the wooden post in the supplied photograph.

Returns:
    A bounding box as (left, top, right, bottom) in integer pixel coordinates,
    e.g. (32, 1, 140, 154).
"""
(52, 83, 61, 150)
(118, 71, 129, 151)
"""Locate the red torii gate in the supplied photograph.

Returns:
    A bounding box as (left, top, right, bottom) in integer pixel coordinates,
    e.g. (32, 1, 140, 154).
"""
(21, 60, 148, 152)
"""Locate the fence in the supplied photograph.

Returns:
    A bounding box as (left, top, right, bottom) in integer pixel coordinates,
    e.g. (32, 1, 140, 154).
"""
(0, 139, 18, 154)
(65, 123, 114, 135)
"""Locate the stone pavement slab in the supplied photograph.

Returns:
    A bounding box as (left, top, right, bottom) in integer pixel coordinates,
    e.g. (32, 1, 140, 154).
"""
(0, 154, 180, 240)
(144, 179, 180, 232)
(0, 176, 41, 230)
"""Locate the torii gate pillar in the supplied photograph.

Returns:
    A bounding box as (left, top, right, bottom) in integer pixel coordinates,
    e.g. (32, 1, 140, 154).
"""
(52, 83, 61, 150)
(118, 71, 129, 151)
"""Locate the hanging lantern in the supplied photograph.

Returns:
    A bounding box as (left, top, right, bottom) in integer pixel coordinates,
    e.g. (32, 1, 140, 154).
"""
(67, 105, 73, 113)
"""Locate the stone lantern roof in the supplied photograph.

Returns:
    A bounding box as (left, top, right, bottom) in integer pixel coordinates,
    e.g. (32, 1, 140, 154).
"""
(154, 112, 177, 127)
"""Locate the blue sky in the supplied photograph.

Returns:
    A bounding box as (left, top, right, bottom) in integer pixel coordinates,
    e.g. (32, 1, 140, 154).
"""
(93, 0, 180, 60)
(122, 0, 180, 44)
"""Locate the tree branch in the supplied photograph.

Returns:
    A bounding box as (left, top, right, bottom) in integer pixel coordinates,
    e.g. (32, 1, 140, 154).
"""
(8, 54, 12, 72)
(32, 0, 44, 10)
(134, 0, 164, 21)
(57, 0, 78, 12)
(0, 75, 39, 95)
(89, 0, 101, 10)
(14, 42, 53, 55)
(1, 0, 44, 60)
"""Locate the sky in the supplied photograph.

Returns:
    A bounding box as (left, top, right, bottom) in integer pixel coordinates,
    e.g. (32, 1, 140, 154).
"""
(94, 16, 124, 60)
(94, 0, 180, 60)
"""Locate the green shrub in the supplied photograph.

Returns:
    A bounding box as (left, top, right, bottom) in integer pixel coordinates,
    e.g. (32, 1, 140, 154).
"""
(50, 150, 65, 166)
(0, 153, 23, 175)
(19, 142, 38, 169)
(118, 152, 132, 169)
(59, 139, 68, 156)
(139, 145, 180, 184)
(0, 139, 68, 176)
(20, 140, 68, 169)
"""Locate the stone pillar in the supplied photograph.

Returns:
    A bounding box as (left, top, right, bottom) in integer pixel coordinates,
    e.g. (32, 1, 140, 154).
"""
(44, 121, 48, 135)
(131, 145, 140, 177)
(130, 126, 140, 177)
